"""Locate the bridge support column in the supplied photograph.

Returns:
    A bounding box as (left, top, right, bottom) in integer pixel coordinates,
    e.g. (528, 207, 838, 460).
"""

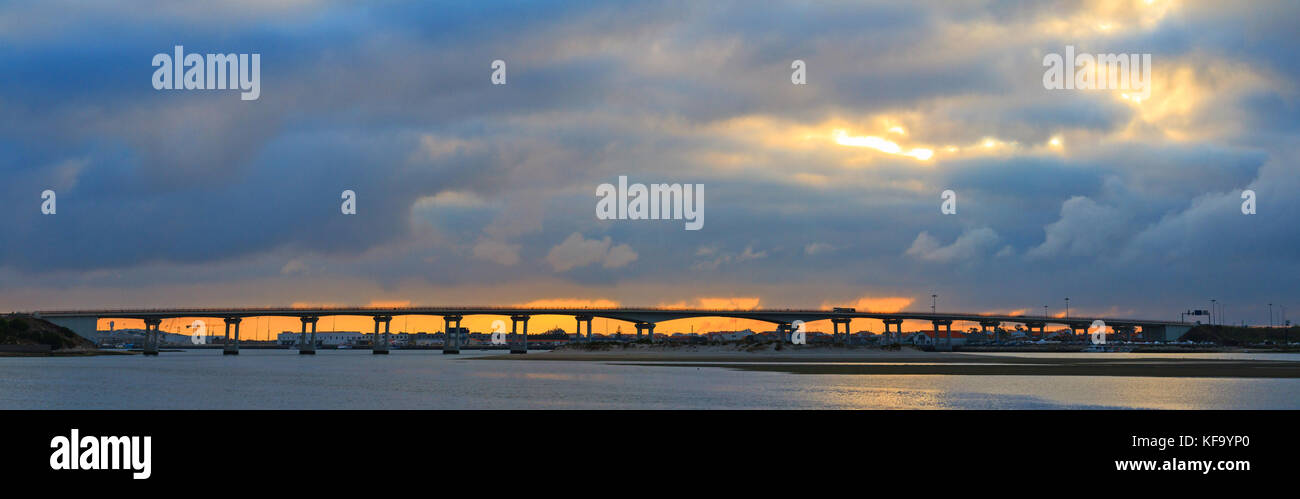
(575, 315, 594, 342)
(299, 317, 318, 354)
(883, 319, 904, 346)
(636, 322, 656, 344)
(832, 318, 852, 345)
(931, 320, 953, 351)
(142, 318, 162, 356)
(223, 318, 241, 355)
(979, 321, 999, 344)
(510, 315, 529, 354)
(575, 316, 584, 343)
(373, 316, 390, 354)
(776, 323, 791, 344)
(1117, 326, 1135, 343)
(443, 315, 462, 354)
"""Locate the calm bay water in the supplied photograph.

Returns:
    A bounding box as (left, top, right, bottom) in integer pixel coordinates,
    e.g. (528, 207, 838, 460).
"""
(2, 349, 1299, 409)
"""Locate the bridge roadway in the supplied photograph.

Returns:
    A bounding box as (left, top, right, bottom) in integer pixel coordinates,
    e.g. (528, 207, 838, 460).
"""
(32, 305, 1194, 356)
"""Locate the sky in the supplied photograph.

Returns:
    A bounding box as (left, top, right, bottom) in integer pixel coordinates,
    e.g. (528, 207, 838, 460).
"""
(2, 0, 1298, 338)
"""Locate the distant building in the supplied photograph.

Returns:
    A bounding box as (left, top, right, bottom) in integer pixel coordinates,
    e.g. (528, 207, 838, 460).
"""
(277, 331, 363, 346)
(905, 330, 967, 346)
(705, 329, 754, 342)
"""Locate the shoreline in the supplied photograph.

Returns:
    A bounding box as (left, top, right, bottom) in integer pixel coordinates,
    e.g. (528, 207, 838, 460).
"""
(473, 344, 1300, 378)
(0, 350, 136, 357)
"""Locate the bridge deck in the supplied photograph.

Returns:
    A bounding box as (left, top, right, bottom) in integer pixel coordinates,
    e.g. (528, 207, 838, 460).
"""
(31, 306, 1190, 328)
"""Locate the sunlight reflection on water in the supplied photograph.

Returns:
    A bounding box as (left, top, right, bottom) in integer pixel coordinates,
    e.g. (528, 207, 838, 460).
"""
(1, 349, 1297, 409)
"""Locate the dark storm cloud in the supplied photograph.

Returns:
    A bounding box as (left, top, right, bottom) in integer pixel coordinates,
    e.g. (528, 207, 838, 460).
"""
(0, 0, 1297, 321)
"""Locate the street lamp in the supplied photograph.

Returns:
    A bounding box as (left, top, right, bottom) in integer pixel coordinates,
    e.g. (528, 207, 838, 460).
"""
(1065, 297, 1070, 320)
(1044, 305, 1049, 319)
(1269, 303, 1274, 327)
(931, 294, 937, 314)
(1211, 299, 1216, 326)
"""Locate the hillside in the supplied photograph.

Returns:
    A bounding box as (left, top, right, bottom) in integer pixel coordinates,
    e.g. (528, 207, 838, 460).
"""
(1181, 324, 1300, 346)
(0, 315, 98, 352)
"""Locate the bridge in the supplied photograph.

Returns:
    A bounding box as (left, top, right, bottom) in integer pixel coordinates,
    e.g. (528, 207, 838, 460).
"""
(32, 306, 1193, 356)
(33, 306, 1194, 355)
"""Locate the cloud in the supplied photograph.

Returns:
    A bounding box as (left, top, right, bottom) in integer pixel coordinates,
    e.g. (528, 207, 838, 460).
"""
(804, 242, 837, 255)
(823, 296, 914, 313)
(692, 244, 766, 270)
(515, 298, 619, 308)
(1027, 196, 1131, 259)
(1, 0, 1298, 322)
(280, 258, 307, 275)
(544, 232, 638, 272)
(472, 239, 521, 266)
(904, 228, 1000, 263)
(661, 297, 761, 310)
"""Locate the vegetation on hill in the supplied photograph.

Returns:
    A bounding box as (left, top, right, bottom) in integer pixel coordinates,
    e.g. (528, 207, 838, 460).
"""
(1181, 325, 1300, 346)
(0, 315, 98, 351)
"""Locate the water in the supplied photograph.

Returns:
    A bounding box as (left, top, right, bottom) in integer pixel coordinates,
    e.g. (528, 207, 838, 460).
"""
(2, 349, 1299, 409)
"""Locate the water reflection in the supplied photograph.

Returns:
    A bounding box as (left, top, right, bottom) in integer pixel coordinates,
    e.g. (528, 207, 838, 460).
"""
(0, 349, 1296, 409)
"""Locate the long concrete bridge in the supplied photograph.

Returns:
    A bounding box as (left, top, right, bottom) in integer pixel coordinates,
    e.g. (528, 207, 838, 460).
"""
(32, 306, 1194, 356)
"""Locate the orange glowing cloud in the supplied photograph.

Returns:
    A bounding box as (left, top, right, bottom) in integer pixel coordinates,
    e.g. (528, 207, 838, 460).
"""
(660, 297, 761, 310)
(514, 298, 620, 308)
(824, 296, 914, 313)
(291, 301, 344, 309)
(980, 308, 1029, 317)
(367, 300, 412, 308)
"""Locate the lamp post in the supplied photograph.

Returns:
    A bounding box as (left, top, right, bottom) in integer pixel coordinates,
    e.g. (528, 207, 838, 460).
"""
(1065, 297, 1070, 320)
(1211, 299, 1216, 326)
(931, 294, 937, 314)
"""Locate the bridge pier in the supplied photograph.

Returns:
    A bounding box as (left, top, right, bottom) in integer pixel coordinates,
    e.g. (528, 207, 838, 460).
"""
(635, 322, 656, 343)
(372, 316, 391, 354)
(979, 321, 999, 344)
(931, 320, 953, 351)
(775, 323, 792, 344)
(1116, 325, 1135, 343)
(299, 317, 318, 354)
(882, 318, 904, 346)
(142, 318, 162, 355)
(1024, 322, 1046, 339)
(223, 317, 241, 355)
(832, 318, 852, 344)
(443, 315, 463, 354)
(575, 315, 594, 342)
(510, 315, 529, 354)
(1071, 323, 1088, 343)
